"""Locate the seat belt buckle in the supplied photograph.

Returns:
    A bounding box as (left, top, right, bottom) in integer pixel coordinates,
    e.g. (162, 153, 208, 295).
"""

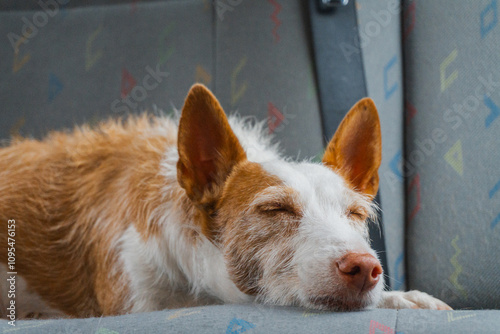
(317, 0, 349, 13)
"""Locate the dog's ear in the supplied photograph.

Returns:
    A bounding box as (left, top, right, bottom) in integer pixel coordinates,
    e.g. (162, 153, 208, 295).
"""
(322, 98, 382, 198)
(177, 84, 247, 210)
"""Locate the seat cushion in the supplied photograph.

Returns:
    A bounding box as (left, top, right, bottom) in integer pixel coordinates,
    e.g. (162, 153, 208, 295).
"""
(1, 305, 499, 333)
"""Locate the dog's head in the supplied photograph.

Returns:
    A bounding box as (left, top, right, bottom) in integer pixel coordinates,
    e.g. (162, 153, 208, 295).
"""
(177, 84, 383, 310)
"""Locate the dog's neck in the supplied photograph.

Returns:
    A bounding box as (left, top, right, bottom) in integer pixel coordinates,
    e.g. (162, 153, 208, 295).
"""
(118, 143, 254, 312)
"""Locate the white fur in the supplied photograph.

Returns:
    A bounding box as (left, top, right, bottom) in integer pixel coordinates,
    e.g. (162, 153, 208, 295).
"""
(257, 161, 384, 308)
(116, 115, 380, 310)
(377, 291, 451, 310)
(118, 118, 258, 310)
(109, 115, 449, 312)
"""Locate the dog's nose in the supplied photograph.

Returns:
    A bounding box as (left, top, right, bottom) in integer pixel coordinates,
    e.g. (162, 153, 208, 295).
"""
(335, 253, 382, 293)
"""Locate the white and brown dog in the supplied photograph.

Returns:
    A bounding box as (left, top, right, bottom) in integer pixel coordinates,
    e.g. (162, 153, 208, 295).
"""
(0, 84, 451, 318)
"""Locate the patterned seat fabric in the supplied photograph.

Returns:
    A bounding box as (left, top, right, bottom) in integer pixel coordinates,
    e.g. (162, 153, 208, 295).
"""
(2, 305, 500, 333)
(403, 0, 500, 309)
(0, 0, 323, 158)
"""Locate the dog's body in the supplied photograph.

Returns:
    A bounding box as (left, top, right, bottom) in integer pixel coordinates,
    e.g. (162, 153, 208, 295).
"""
(0, 85, 450, 318)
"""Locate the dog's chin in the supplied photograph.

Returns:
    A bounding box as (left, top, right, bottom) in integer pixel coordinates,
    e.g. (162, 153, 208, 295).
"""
(306, 290, 378, 311)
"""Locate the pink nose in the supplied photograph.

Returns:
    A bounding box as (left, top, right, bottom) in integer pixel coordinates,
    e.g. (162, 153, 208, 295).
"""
(335, 253, 382, 293)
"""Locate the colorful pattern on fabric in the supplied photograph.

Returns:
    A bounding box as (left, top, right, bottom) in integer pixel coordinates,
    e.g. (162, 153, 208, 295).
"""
(403, 0, 500, 309)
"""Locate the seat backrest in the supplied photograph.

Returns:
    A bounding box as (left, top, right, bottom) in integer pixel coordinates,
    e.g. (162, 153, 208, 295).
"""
(0, 0, 406, 292)
(403, 0, 500, 309)
(0, 0, 323, 157)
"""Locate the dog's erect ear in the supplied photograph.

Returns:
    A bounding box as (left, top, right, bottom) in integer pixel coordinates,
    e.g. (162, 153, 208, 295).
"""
(322, 98, 382, 198)
(177, 84, 247, 209)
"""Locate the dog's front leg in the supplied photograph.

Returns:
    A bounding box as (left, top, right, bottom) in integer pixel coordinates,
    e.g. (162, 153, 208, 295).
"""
(377, 291, 452, 310)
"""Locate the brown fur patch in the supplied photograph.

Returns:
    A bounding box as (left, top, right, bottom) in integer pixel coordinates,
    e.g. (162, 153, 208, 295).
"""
(0, 115, 179, 317)
(216, 161, 302, 295)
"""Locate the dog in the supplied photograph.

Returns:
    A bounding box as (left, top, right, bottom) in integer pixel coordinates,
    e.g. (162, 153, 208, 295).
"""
(0, 84, 451, 318)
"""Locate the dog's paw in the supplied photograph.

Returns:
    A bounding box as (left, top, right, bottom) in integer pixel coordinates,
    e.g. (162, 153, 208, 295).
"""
(377, 290, 452, 310)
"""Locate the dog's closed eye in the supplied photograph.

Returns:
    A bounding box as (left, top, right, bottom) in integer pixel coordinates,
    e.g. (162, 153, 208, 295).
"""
(257, 202, 300, 216)
(346, 208, 368, 221)
(251, 186, 303, 217)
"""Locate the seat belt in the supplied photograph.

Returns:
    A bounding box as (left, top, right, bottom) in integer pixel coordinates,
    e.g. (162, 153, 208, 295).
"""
(308, 0, 390, 289)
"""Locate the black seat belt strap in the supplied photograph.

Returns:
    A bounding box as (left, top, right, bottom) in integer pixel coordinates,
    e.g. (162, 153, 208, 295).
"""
(308, 0, 390, 289)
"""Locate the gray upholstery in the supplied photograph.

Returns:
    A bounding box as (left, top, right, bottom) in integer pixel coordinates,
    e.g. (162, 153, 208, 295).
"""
(215, 0, 324, 159)
(403, 0, 500, 309)
(1, 305, 499, 333)
(0, 0, 323, 158)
